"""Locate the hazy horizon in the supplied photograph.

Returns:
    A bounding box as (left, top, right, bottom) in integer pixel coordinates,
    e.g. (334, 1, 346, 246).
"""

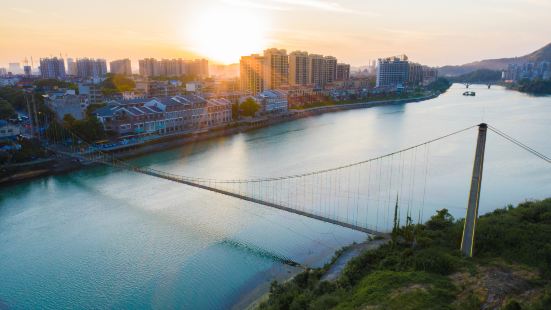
(1, 0, 550, 69)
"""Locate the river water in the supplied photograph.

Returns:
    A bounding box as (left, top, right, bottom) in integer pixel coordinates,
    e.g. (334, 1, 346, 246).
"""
(0, 84, 549, 309)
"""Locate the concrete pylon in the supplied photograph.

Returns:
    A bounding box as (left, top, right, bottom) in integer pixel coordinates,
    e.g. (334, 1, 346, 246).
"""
(460, 123, 488, 257)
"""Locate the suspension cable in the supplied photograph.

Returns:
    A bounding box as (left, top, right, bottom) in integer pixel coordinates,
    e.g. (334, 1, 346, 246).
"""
(487, 125, 551, 164)
(52, 123, 478, 184)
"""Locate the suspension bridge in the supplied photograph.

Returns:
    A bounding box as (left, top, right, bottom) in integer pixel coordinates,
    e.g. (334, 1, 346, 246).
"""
(42, 121, 550, 256)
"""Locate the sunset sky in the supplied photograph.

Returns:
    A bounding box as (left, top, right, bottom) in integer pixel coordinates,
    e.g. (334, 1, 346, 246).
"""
(1, 0, 550, 69)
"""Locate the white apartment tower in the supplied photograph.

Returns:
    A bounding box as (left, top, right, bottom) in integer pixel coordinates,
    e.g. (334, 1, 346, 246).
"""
(66, 58, 77, 76)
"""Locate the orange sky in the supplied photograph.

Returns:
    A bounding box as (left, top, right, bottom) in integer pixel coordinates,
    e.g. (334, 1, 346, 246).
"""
(1, 0, 550, 69)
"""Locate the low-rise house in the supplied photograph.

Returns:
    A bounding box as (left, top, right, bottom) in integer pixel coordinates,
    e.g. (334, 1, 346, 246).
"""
(254, 90, 288, 114)
(205, 98, 233, 126)
(95, 105, 164, 135)
(96, 94, 232, 136)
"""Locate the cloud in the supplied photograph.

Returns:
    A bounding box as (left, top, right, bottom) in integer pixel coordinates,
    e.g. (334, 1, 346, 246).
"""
(223, 0, 376, 15)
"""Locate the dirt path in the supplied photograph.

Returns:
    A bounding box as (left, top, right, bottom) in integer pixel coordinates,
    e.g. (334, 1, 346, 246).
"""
(321, 235, 390, 282)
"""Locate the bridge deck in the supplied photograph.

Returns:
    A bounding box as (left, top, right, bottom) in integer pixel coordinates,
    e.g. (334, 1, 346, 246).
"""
(136, 168, 382, 235)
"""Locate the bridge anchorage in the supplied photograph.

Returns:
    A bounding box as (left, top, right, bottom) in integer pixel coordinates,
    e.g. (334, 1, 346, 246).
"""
(45, 123, 550, 257)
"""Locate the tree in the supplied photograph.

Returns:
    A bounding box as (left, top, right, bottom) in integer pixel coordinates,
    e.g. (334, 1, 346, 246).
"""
(34, 79, 78, 92)
(101, 74, 136, 95)
(0, 86, 25, 110)
(85, 103, 106, 117)
(240, 98, 261, 117)
(63, 114, 77, 127)
(231, 103, 239, 120)
(0, 99, 16, 119)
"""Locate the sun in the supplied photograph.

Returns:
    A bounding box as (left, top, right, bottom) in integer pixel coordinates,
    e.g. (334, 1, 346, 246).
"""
(184, 6, 269, 64)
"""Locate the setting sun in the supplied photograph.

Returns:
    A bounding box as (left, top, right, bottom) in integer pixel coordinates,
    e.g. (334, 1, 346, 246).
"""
(185, 6, 269, 64)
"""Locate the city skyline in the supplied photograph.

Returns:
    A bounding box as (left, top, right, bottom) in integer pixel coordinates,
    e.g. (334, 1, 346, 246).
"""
(2, 0, 551, 69)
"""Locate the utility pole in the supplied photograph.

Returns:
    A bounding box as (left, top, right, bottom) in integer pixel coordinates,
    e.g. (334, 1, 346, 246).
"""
(460, 123, 488, 257)
(25, 93, 35, 138)
(32, 94, 40, 142)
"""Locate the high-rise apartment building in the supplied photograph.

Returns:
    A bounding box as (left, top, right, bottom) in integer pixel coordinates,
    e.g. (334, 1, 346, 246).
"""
(139, 58, 160, 77)
(323, 56, 337, 84)
(110, 59, 132, 76)
(158, 59, 183, 76)
(184, 59, 209, 78)
(66, 58, 77, 76)
(308, 54, 325, 87)
(76, 58, 107, 78)
(376, 55, 410, 87)
(39, 57, 66, 79)
(288, 51, 309, 86)
(138, 58, 208, 78)
(240, 54, 264, 95)
(263, 48, 288, 90)
(336, 63, 351, 81)
(0, 68, 7, 76)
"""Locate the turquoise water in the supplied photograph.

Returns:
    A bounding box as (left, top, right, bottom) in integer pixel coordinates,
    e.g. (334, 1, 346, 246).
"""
(0, 84, 550, 309)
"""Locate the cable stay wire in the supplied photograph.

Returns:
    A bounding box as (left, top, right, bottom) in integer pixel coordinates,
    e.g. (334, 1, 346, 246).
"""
(487, 125, 551, 164)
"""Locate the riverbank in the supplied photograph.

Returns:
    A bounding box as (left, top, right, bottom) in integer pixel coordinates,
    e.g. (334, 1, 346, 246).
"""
(503, 80, 551, 95)
(0, 93, 440, 187)
(237, 235, 391, 310)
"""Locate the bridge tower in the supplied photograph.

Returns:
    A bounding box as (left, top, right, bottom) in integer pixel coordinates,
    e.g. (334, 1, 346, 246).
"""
(460, 123, 487, 257)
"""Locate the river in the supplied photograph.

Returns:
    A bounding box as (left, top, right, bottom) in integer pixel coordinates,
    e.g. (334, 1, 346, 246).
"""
(0, 84, 549, 309)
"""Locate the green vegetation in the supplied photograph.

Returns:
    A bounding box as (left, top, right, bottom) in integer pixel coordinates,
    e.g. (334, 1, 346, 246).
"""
(239, 98, 261, 117)
(449, 69, 502, 84)
(84, 103, 107, 118)
(0, 138, 48, 164)
(58, 114, 106, 142)
(34, 79, 78, 92)
(514, 79, 551, 95)
(426, 77, 452, 93)
(0, 86, 25, 111)
(260, 199, 551, 309)
(0, 98, 16, 119)
(101, 74, 136, 95)
(231, 103, 239, 120)
(292, 91, 432, 110)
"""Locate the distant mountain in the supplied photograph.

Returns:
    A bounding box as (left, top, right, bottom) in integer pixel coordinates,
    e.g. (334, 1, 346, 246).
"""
(448, 69, 502, 83)
(438, 42, 551, 76)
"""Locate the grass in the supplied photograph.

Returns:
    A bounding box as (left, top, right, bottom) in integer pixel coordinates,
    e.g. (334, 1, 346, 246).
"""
(258, 198, 551, 310)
